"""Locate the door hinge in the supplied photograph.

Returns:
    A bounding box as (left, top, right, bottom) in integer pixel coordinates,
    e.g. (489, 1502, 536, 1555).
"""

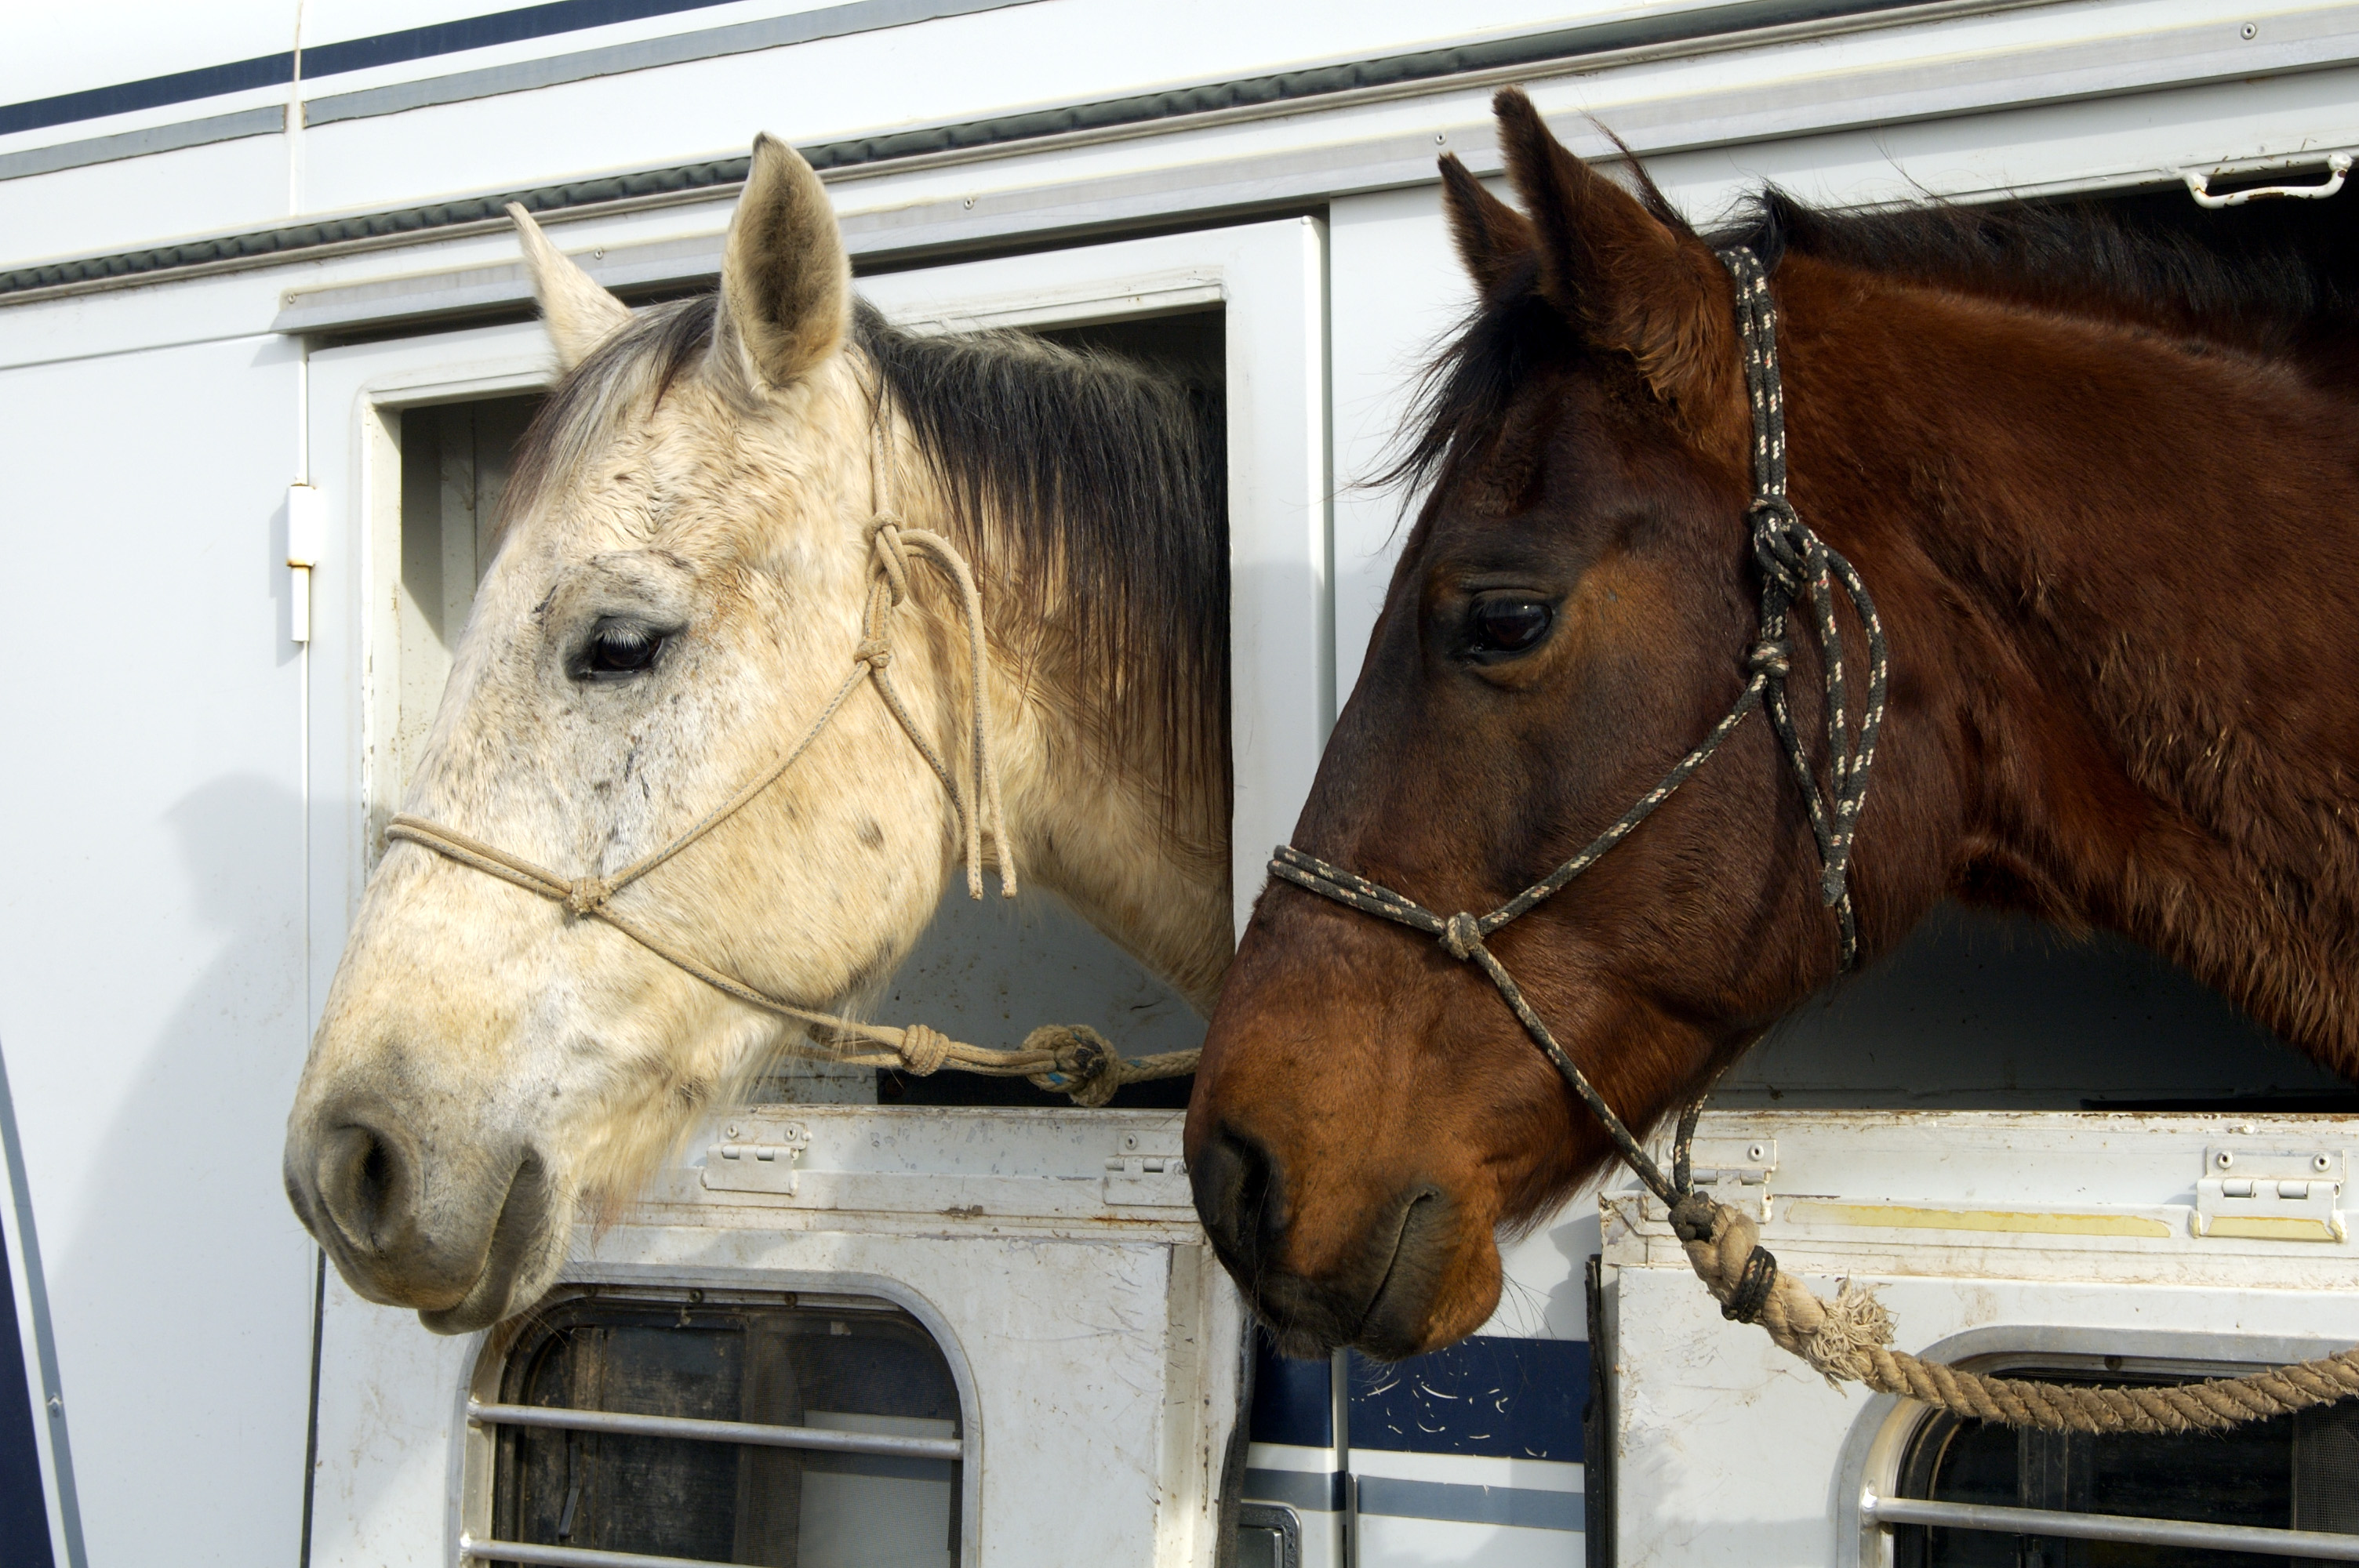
(2194, 1146, 2345, 1242)
(287, 484, 325, 644)
(703, 1121, 810, 1196)
(1105, 1131, 1190, 1208)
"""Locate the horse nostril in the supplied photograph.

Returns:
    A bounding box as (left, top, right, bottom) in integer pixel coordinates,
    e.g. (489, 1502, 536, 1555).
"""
(1190, 1123, 1285, 1274)
(314, 1120, 413, 1257)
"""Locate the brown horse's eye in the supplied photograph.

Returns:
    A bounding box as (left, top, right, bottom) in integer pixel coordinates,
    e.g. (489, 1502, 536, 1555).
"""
(1466, 597, 1554, 659)
(573, 619, 671, 681)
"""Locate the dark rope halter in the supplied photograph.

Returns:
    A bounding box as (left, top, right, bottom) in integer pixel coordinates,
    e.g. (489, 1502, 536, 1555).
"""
(1269, 246, 1890, 1320)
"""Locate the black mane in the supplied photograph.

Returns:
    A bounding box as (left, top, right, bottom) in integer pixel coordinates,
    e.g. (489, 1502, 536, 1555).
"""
(859, 303, 1229, 811)
(1398, 180, 2359, 498)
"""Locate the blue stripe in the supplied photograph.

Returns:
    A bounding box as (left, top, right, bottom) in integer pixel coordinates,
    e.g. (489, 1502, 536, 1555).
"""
(0, 0, 747, 138)
(302, 0, 747, 78)
(0, 57, 293, 139)
(1348, 1337, 1587, 1461)
(1249, 1334, 1332, 1449)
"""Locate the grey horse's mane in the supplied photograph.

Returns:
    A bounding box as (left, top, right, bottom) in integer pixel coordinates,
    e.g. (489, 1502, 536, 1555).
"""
(505, 293, 1230, 829)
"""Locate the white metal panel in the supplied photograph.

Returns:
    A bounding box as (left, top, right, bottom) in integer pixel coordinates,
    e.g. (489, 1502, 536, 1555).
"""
(310, 1106, 1242, 1567)
(1604, 1112, 2359, 1566)
(0, 332, 315, 1565)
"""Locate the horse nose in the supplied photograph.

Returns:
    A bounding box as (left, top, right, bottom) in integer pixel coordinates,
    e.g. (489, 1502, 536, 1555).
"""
(1190, 1121, 1285, 1279)
(305, 1112, 422, 1261)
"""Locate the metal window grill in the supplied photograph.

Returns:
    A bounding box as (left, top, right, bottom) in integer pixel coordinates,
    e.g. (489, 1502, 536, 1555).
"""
(1879, 1361, 2359, 1564)
(466, 1289, 965, 1568)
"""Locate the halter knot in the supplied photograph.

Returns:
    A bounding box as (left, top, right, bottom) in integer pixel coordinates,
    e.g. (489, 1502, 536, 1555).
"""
(897, 1022, 951, 1076)
(1440, 912, 1482, 962)
(1750, 504, 1809, 594)
(853, 637, 892, 669)
(564, 876, 615, 918)
(866, 515, 913, 604)
(1746, 639, 1792, 677)
(1029, 1024, 1121, 1108)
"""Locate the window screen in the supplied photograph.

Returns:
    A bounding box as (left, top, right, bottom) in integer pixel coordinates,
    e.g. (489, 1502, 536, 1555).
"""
(483, 1290, 963, 1567)
(1895, 1364, 2359, 1566)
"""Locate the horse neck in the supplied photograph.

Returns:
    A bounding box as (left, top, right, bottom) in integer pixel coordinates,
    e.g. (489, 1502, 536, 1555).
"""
(1789, 256, 2359, 1066)
(882, 423, 1234, 1013)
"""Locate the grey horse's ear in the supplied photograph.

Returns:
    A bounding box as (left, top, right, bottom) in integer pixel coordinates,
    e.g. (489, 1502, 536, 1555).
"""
(711, 134, 850, 394)
(508, 202, 633, 372)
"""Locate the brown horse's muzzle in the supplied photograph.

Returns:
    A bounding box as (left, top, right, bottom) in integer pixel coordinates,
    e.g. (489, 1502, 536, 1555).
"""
(1190, 1117, 1488, 1359)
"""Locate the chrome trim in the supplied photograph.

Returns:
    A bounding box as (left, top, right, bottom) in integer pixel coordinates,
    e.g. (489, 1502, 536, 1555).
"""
(457, 1533, 737, 1568)
(1863, 1490, 2359, 1559)
(465, 1399, 961, 1461)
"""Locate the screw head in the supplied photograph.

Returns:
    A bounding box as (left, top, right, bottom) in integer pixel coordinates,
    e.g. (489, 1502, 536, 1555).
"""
(1123, 1134, 1139, 1151)
(1436, 133, 1447, 144)
(1748, 1143, 1769, 1162)
(2317, 1153, 2334, 1172)
(2216, 1150, 2236, 1169)
(2241, 21, 2258, 38)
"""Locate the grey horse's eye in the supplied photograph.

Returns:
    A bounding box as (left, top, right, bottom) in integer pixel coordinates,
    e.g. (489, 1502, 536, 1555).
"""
(572, 619, 672, 681)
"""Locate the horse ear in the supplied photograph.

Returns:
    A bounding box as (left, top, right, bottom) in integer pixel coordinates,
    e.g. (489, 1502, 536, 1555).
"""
(1439, 153, 1535, 302)
(508, 203, 633, 372)
(1490, 89, 1732, 419)
(711, 134, 850, 394)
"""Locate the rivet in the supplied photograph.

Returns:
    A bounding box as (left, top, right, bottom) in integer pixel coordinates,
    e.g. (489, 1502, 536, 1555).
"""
(1749, 1144, 1768, 1162)
(962, 196, 976, 209)
(2317, 1153, 2334, 1172)
(2241, 21, 2259, 38)
(2216, 1150, 2235, 1169)
(1435, 132, 1447, 144)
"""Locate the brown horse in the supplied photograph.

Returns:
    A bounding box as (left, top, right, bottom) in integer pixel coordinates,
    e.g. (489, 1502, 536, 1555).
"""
(1186, 88, 2359, 1361)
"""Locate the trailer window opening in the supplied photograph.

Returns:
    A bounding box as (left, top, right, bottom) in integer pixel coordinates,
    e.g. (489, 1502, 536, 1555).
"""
(1892, 1364, 2359, 1564)
(475, 1289, 963, 1567)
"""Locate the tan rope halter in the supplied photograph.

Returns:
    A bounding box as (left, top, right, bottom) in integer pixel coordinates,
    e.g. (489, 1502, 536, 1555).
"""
(385, 407, 1197, 1108)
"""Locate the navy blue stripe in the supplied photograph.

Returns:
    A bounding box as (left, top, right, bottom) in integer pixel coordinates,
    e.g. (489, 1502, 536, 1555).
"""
(1242, 1467, 1344, 1513)
(0, 0, 746, 138)
(1358, 1476, 1584, 1532)
(1348, 1337, 1588, 1462)
(0, 1214, 51, 1567)
(303, 0, 746, 78)
(0, 56, 293, 139)
(1249, 1333, 1332, 1449)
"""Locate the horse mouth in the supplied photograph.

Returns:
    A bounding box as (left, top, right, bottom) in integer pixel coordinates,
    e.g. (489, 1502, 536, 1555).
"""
(414, 1154, 560, 1334)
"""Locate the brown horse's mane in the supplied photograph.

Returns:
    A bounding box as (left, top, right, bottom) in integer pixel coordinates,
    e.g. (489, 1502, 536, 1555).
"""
(1397, 178, 2359, 498)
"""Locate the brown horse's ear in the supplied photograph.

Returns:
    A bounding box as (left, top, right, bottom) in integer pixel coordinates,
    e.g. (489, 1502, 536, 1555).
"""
(508, 203, 633, 372)
(711, 134, 851, 395)
(1491, 89, 1732, 421)
(1440, 153, 1534, 302)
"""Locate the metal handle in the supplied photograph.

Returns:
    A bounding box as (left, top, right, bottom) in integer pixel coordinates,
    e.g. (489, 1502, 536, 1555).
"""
(1863, 1490, 2359, 1559)
(2183, 152, 2352, 209)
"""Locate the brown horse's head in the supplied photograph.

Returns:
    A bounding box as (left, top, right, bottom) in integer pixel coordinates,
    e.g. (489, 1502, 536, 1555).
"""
(1188, 93, 1896, 1358)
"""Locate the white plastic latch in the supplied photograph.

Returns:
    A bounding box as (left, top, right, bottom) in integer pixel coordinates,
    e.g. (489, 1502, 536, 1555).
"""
(286, 484, 327, 644)
(2194, 1146, 2346, 1241)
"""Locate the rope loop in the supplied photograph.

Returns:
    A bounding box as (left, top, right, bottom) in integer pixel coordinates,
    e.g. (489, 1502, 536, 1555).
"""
(897, 1022, 951, 1076)
(1723, 1244, 1779, 1324)
(1440, 912, 1482, 962)
(1024, 1024, 1122, 1108)
(865, 514, 913, 604)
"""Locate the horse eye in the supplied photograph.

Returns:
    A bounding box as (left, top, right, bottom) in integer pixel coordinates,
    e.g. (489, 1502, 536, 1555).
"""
(574, 620, 669, 681)
(1466, 597, 1554, 658)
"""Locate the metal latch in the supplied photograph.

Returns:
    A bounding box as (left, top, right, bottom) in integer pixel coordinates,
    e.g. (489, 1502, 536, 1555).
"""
(2194, 1146, 2345, 1242)
(1641, 1138, 1776, 1224)
(1105, 1132, 1191, 1208)
(702, 1121, 810, 1196)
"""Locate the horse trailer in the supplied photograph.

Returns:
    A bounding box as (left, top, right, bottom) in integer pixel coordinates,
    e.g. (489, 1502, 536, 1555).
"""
(8, 2, 2359, 1565)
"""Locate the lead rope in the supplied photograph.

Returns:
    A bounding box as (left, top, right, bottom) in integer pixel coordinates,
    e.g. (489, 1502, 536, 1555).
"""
(385, 404, 1198, 1108)
(1274, 246, 2359, 1432)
